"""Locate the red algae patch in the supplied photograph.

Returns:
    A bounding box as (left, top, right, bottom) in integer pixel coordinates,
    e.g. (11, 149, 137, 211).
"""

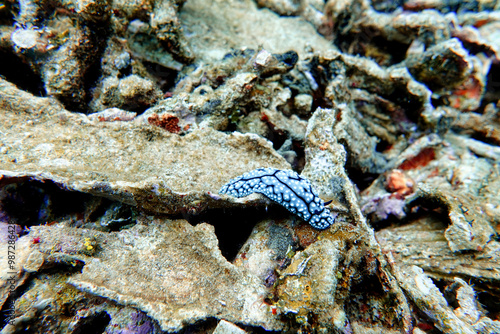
(147, 113, 181, 134)
(398, 147, 436, 170)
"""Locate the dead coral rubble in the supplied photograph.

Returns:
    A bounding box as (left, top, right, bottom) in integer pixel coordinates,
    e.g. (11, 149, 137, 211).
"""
(1, 0, 189, 113)
(0, 78, 290, 214)
(2, 220, 282, 332)
(1, 0, 500, 333)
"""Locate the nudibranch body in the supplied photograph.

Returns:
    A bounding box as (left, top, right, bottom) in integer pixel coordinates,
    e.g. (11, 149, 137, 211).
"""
(219, 168, 336, 229)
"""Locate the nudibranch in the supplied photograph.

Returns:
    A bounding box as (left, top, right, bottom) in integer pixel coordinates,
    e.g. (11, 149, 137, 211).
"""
(219, 168, 336, 229)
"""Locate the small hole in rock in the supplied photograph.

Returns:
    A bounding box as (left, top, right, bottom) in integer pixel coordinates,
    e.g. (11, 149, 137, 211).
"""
(186, 207, 267, 261)
(143, 60, 179, 93)
(345, 166, 379, 192)
(0, 179, 88, 227)
(0, 50, 45, 96)
(186, 206, 291, 262)
(71, 311, 111, 334)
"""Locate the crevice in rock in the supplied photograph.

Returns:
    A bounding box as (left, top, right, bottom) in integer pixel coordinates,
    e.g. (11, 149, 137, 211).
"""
(481, 63, 500, 109)
(178, 317, 218, 334)
(0, 50, 45, 96)
(70, 310, 110, 334)
(340, 34, 410, 67)
(142, 60, 179, 94)
(405, 197, 454, 228)
(345, 165, 379, 192)
(0, 179, 136, 231)
(346, 273, 397, 328)
(185, 205, 291, 262)
(477, 287, 500, 321)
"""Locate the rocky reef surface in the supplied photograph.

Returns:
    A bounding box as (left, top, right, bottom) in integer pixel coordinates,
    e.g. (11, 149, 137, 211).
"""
(1, 0, 500, 333)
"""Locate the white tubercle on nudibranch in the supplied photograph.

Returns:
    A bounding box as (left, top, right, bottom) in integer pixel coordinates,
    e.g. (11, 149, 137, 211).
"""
(219, 168, 336, 229)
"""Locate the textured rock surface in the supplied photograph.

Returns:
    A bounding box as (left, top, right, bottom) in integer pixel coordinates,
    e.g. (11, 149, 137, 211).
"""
(68, 220, 282, 332)
(234, 219, 297, 285)
(394, 265, 500, 334)
(276, 236, 343, 331)
(212, 320, 247, 334)
(2, 269, 162, 334)
(301, 107, 348, 207)
(4, 219, 283, 332)
(1, 0, 500, 332)
(377, 218, 500, 283)
(362, 130, 498, 251)
(0, 79, 290, 214)
(180, 0, 333, 61)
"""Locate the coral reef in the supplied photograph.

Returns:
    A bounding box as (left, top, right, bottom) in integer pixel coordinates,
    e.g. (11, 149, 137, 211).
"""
(1, 0, 500, 332)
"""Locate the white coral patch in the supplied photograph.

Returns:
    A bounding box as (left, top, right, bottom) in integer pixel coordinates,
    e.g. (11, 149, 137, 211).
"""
(11, 27, 41, 50)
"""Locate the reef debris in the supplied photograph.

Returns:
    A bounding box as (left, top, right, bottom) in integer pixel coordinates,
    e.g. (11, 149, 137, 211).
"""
(2, 219, 283, 332)
(1, 0, 500, 332)
(0, 78, 290, 215)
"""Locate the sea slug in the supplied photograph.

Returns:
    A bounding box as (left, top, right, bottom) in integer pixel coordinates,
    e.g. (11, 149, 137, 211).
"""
(219, 168, 336, 229)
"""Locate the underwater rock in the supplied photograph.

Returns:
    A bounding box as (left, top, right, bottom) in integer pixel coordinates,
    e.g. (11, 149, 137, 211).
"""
(233, 218, 298, 286)
(213, 320, 248, 334)
(2, 273, 89, 333)
(143, 48, 307, 144)
(412, 133, 497, 252)
(395, 265, 476, 334)
(180, 0, 333, 62)
(330, 101, 390, 174)
(405, 38, 473, 90)
(0, 231, 31, 309)
(293, 93, 313, 116)
(254, 49, 299, 77)
(7, 0, 110, 112)
(403, 0, 500, 13)
(3, 266, 160, 334)
(0, 78, 290, 215)
(405, 38, 492, 112)
(452, 102, 500, 146)
(3, 219, 283, 332)
(363, 130, 497, 251)
(394, 265, 500, 334)
(40, 25, 100, 111)
(89, 36, 167, 114)
(350, 3, 454, 45)
(87, 108, 137, 122)
(65, 220, 283, 332)
(3, 0, 190, 113)
(255, 0, 301, 16)
(1, 0, 500, 332)
(91, 74, 162, 113)
(276, 236, 343, 331)
(150, 0, 193, 63)
(416, 185, 494, 252)
(259, 87, 308, 142)
(301, 107, 349, 211)
(377, 218, 500, 283)
(144, 71, 258, 131)
(304, 49, 447, 173)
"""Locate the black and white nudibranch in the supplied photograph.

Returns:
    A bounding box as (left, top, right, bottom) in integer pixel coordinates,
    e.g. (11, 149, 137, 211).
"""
(219, 168, 336, 229)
